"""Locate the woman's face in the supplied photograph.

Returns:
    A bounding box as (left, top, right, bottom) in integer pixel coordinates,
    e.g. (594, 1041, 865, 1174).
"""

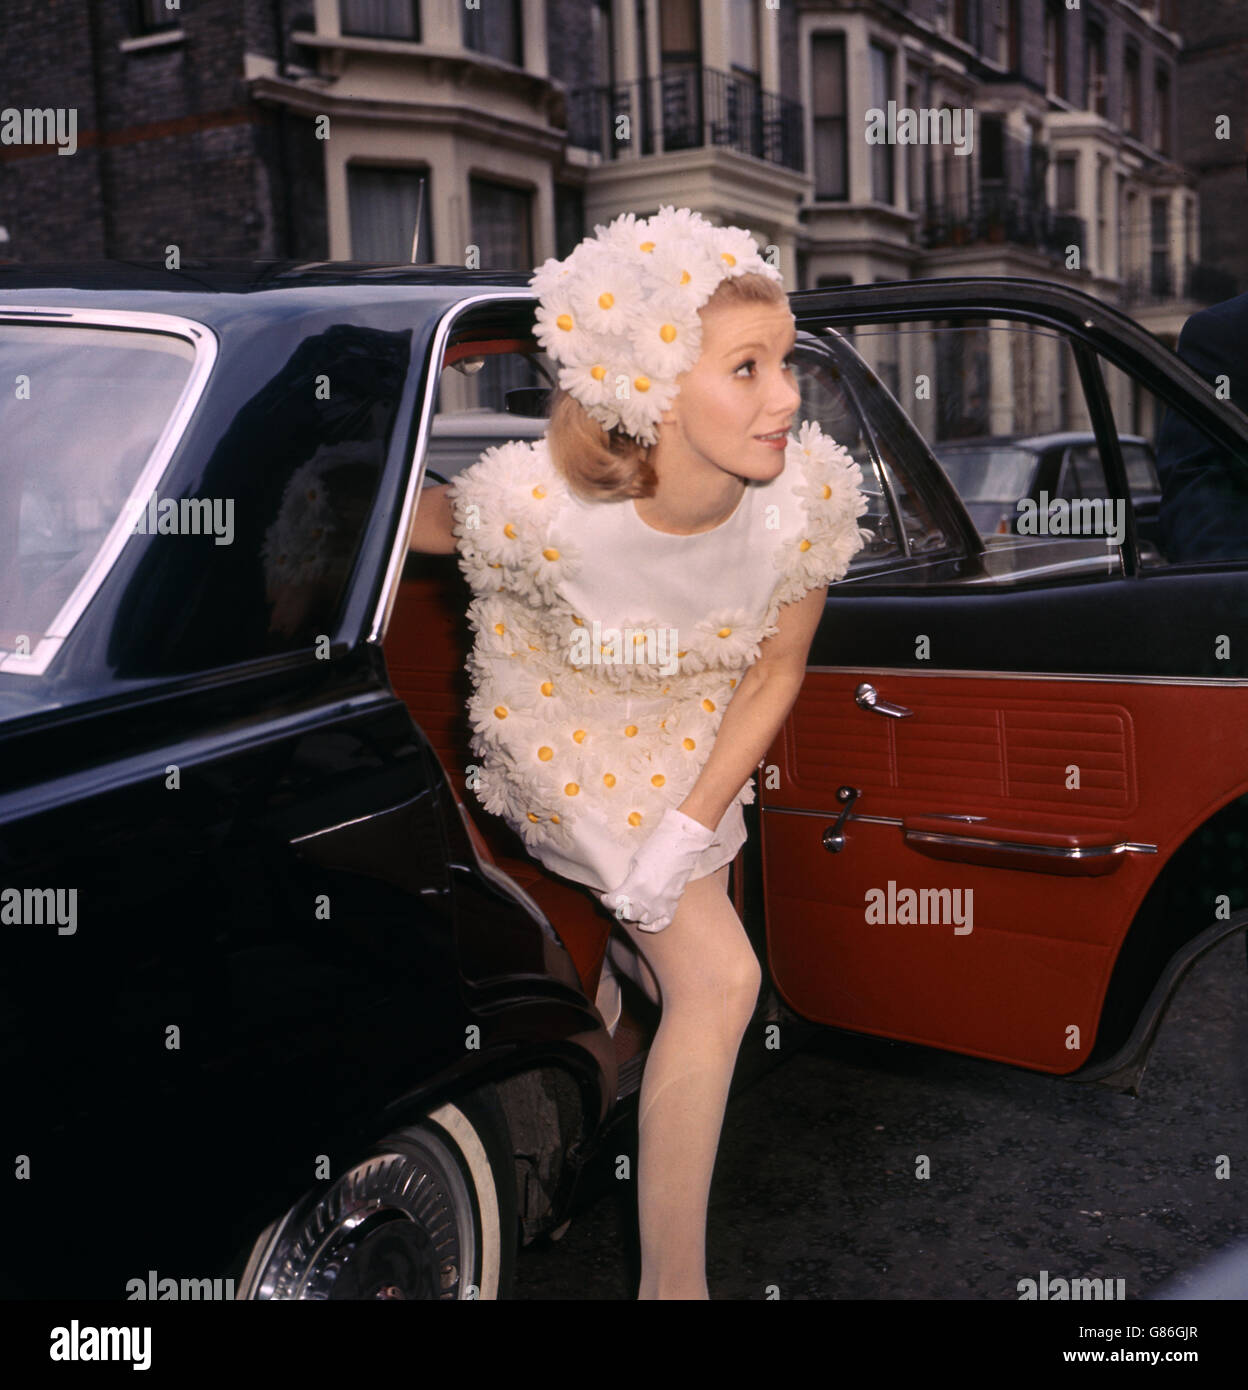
(657, 299, 801, 482)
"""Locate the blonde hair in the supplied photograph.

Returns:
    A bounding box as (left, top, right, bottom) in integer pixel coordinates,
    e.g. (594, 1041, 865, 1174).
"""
(544, 269, 788, 502)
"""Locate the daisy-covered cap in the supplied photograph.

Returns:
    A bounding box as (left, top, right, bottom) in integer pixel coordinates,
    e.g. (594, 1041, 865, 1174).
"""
(531, 205, 784, 446)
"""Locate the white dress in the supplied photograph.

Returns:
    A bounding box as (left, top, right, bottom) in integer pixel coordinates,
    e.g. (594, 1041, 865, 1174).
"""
(446, 419, 870, 894)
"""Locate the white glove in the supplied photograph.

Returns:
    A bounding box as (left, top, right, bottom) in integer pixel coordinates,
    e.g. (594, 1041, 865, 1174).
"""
(599, 807, 718, 932)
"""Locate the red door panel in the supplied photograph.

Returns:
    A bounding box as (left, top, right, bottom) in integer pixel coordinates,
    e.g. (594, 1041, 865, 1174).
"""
(761, 669, 1248, 1073)
(384, 557, 610, 997)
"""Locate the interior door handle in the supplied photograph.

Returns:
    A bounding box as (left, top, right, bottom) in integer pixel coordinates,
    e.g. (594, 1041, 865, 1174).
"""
(855, 682, 913, 718)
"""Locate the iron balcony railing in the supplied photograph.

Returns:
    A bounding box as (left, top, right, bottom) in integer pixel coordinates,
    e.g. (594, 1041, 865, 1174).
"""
(1121, 260, 1240, 308)
(916, 189, 1085, 260)
(566, 64, 804, 173)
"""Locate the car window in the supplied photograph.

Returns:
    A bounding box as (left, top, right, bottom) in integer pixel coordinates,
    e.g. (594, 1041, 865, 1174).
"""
(0, 323, 196, 661)
(809, 319, 1124, 584)
(1097, 356, 1248, 568)
(793, 330, 961, 575)
(111, 322, 404, 675)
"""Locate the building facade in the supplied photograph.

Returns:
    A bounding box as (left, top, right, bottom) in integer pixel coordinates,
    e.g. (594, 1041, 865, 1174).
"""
(0, 0, 1236, 349)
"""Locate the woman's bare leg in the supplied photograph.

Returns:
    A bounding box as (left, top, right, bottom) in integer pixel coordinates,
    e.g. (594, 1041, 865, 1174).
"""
(614, 863, 762, 1300)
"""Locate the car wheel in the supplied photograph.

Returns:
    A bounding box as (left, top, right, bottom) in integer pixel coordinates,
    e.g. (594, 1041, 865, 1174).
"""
(242, 1087, 517, 1300)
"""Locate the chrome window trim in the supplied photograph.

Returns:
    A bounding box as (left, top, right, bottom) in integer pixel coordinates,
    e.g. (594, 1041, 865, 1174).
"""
(0, 306, 219, 676)
(804, 665, 1248, 687)
(368, 288, 538, 646)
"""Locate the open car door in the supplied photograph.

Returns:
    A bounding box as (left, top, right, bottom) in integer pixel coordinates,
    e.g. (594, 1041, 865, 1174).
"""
(760, 278, 1248, 1080)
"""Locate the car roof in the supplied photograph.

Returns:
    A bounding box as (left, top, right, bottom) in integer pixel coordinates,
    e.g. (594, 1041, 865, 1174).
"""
(0, 259, 536, 327)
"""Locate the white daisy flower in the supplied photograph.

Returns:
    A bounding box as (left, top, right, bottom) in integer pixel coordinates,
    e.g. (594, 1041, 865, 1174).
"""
(533, 287, 595, 365)
(624, 288, 702, 379)
(689, 608, 764, 670)
(529, 254, 578, 301)
(645, 239, 722, 309)
(521, 523, 581, 606)
(597, 211, 655, 259)
(557, 343, 632, 417)
(473, 755, 526, 822)
(706, 223, 765, 278)
(570, 252, 645, 337)
(467, 595, 528, 659)
(466, 656, 541, 745)
(645, 205, 712, 245)
(456, 540, 505, 597)
(613, 365, 679, 446)
(661, 698, 720, 762)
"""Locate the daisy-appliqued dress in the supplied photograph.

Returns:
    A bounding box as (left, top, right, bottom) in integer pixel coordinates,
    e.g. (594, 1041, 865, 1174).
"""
(445, 419, 871, 894)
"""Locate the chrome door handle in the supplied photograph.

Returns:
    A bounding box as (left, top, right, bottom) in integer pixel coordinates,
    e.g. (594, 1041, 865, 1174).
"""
(855, 682, 914, 718)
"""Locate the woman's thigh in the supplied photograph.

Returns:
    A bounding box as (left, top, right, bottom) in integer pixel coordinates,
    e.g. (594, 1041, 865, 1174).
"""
(612, 864, 760, 1014)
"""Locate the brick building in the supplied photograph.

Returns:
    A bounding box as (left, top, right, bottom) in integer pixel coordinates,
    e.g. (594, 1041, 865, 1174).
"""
(0, 0, 1241, 345)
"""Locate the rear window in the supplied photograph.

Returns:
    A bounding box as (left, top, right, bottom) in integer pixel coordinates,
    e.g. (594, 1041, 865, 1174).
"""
(0, 322, 196, 661)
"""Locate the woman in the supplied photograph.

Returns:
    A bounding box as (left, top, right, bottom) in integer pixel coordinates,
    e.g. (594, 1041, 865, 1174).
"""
(409, 206, 869, 1299)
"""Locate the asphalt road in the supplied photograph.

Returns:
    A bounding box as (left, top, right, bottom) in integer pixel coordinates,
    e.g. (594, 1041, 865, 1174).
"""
(513, 934, 1248, 1300)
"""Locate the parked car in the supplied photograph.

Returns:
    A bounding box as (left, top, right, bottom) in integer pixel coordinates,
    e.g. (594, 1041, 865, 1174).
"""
(2, 264, 1247, 1300)
(932, 431, 1163, 557)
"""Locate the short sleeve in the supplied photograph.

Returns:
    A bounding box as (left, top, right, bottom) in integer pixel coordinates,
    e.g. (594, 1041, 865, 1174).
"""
(766, 418, 872, 620)
(446, 438, 574, 604)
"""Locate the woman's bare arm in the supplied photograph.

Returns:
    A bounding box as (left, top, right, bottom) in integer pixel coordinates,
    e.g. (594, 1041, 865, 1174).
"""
(407, 483, 457, 555)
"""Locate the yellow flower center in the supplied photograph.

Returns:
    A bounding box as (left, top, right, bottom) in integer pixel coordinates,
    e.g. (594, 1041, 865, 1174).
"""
(572, 729, 586, 743)
(591, 364, 606, 381)
(702, 698, 715, 712)
(639, 240, 655, 253)
(598, 291, 614, 309)
(729, 678, 737, 688)
(799, 538, 812, 551)
(538, 746, 553, 761)
(651, 774, 665, 788)
(540, 681, 554, 696)
(677, 649, 687, 658)
(633, 376, 650, 393)
(720, 251, 736, 266)
(624, 724, 638, 737)
(543, 547, 560, 561)
(493, 622, 505, 635)
(822, 484, 831, 499)
(503, 522, 517, 539)
(532, 485, 546, 498)
(550, 813, 561, 823)
(683, 737, 696, 750)
(717, 627, 732, 638)
(564, 782, 579, 796)
(628, 811, 643, 826)
(556, 312, 574, 331)
(571, 615, 584, 625)
(603, 772, 616, 787)
(527, 811, 540, 822)
(680, 269, 690, 284)
(494, 705, 508, 719)
(659, 323, 677, 344)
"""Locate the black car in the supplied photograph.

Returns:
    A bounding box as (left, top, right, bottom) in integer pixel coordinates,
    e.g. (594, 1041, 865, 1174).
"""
(933, 430, 1163, 556)
(3, 264, 1248, 1301)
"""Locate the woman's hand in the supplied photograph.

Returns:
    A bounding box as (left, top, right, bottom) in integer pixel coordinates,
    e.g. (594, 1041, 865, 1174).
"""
(599, 807, 718, 932)
(407, 483, 458, 554)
